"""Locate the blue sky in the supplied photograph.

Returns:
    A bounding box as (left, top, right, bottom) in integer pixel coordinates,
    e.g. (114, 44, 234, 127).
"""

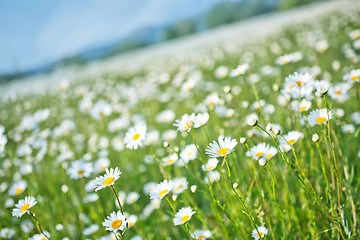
(0, 0, 225, 74)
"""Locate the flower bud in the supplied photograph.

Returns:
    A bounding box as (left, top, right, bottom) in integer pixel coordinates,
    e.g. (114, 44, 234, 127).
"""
(259, 158, 267, 166)
(247, 117, 258, 127)
(312, 133, 319, 142)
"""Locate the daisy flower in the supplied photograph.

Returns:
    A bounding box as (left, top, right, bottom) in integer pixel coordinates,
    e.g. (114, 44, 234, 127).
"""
(93, 167, 122, 192)
(163, 153, 179, 166)
(276, 54, 293, 65)
(29, 231, 51, 240)
(206, 136, 238, 158)
(285, 72, 313, 87)
(173, 113, 196, 132)
(178, 144, 198, 165)
(204, 171, 221, 184)
(201, 158, 219, 171)
(291, 99, 311, 112)
(8, 180, 27, 196)
(173, 207, 196, 226)
(252, 226, 268, 240)
(0, 133, 8, 153)
(246, 143, 270, 160)
(90, 101, 112, 120)
(264, 146, 278, 160)
(308, 108, 333, 126)
(156, 110, 175, 123)
(67, 160, 93, 179)
(83, 224, 99, 235)
(194, 112, 209, 128)
(126, 192, 140, 205)
(149, 179, 173, 200)
(103, 211, 127, 232)
(341, 124, 355, 134)
(12, 196, 37, 217)
(127, 214, 137, 228)
(315, 40, 329, 53)
(172, 177, 188, 195)
(0, 228, 15, 239)
(191, 229, 212, 239)
(343, 69, 360, 83)
(279, 131, 303, 146)
(229, 64, 249, 77)
(124, 124, 147, 150)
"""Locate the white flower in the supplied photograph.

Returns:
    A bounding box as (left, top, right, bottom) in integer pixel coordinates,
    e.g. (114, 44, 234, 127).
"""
(149, 179, 173, 200)
(279, 131, 303, 146)
(90, 101, 112, 120)
(285, 72, 313, 87)
(92, 167, 122, 192)
(0, 134, 8, 153)
(230, 64, 249, 77)
(126, 192, 140, 204)
(308, 108, 333, 126)
(178, 144, 198, 165)
(173, 113, 196, 132)
(206, 136, 238, 158)
(252, 226, 268, 240)
(163, 153, 179, 166)
(8, 180, 27, 196)
(12, 196, 37, 217)
(343, 69, 360, 83)
(201, 158, 219, 171)
(103, 211, 127, 232)
(172, 177, 188, 195)
(67, 160, 93, 179)
(83, 224, 99, 235)
(194, 112, 209, 128)
(173, 207, 196, 226)
(124, 124, 147, 150)
(29, 231, 51, 240)
(191, 229, 212, 239)
(246, 143, 270, 160)
(204, 170, 220, 184)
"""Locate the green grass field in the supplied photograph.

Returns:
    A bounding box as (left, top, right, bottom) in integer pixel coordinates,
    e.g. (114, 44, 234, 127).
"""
(0, 4, 359, 240)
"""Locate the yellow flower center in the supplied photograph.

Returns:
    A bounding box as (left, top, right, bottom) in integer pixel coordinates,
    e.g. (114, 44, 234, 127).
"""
(287, 140, 295, 145)
(133, 133, 140, 140)
(217, 148, 229, 156)
(99, 111, 105, 117)
(15, 188, 23, 195)
(159, 189, 169, 197)
(129, 221, 134, 227)
(316, 117, 326, 123)
(198, 236, 206, 239)
(184, 121, 194, 130)
(21, 203, 30, 212)
(281, 59, 289, 64)
(255, 152, 263, 157)
(209, 101, 214, 106)
(112, 220, 122, 229)
(266, 154, 272, 158)
(350, 75, 359, 81)
(295, 81, 302, 86)
(103, 177, 115, 186)
(258, 232, 264, 237)
(181, 215, 190, 222)
(208, 166, 215, 171)
(78, 170, 84, 175)
(299, 106, 307, 111)
(167, 159, 174, 164)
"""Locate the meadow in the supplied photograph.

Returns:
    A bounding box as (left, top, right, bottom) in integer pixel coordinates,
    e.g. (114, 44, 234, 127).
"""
(0, 3, 359, 240)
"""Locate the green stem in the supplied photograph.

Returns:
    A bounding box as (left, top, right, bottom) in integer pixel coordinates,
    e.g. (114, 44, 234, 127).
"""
(29, 212, 50, 240)
(223, 156, 263, 239)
